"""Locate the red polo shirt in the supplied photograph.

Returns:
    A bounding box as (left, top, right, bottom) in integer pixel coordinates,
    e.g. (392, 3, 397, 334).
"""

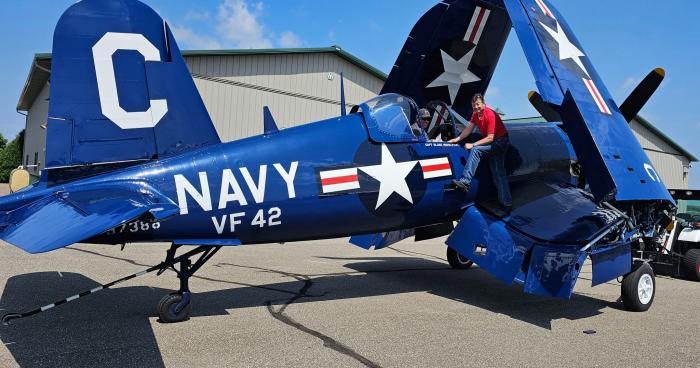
(470, 106, 507, 138)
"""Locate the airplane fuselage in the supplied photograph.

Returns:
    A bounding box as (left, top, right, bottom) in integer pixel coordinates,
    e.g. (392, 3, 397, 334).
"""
(0, 113, 575, 248)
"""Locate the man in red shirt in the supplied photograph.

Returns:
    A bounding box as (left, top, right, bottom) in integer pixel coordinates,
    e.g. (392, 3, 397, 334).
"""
(448, 94, 512, 212)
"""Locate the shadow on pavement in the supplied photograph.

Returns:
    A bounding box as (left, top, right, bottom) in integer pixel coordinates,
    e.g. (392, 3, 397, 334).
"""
(0, 272, 166, 368)
(0, 255, 614, 367)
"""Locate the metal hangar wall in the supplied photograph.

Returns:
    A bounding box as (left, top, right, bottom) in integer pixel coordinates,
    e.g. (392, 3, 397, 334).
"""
(16, 46, 386, 174)
(15, 46, 696, 190)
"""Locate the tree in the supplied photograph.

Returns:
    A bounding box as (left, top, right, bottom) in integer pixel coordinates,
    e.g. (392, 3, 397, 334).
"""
(0, 130, 25, 183)
(0, 133, 7, 151)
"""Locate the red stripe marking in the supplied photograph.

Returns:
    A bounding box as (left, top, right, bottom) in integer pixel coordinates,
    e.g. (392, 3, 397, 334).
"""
(422, 163, 451, 173)
(535, 0, 553, 17)
(321, 175, 358, 186)
(468, 8, 487, 43)
(585, 79, 610, 114)
(436, 106, 445, 126)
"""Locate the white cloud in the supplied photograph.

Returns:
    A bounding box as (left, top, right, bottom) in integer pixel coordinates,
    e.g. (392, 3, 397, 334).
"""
(217, 0, 273, 48)
(171, 25, 222, 49)
(621, 77, 637, 90)
(172, 1, 305, 50)
(278, 31, 302, 48)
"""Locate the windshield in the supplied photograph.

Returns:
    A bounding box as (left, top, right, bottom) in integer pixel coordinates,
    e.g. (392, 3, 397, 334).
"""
(678, 199, 700, 217)
(362, 94, 421, 140)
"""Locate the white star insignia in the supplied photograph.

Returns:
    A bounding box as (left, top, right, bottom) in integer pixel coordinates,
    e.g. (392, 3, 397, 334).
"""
(359, 144, 417, 210)
(426, 48, 481, 105)
(539, 20, 590, 77)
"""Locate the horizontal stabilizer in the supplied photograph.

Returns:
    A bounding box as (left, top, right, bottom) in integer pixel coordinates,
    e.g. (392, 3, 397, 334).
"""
(0, 182, 178, 253)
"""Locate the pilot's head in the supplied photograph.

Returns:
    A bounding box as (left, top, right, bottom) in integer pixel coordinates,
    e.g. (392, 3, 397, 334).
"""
(472, 93, 485, 115)
(418, 108, 431, 128)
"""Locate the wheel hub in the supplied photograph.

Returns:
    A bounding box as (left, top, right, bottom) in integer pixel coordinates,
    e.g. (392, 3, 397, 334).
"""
(637, 274, 654, 305)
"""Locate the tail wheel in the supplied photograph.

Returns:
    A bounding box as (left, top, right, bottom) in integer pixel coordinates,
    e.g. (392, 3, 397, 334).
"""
(621, 263, 655, 312)
(447, 247, 474, 269)
(158, 293, 191, 323)
(682, 249, 700, 281)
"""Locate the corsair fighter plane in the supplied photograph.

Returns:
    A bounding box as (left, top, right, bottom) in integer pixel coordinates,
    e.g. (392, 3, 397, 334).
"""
(0, 0, 674, 323)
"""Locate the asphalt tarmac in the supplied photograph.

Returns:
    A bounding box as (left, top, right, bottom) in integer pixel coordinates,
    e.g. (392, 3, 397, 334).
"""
(0, 234, 698, 368)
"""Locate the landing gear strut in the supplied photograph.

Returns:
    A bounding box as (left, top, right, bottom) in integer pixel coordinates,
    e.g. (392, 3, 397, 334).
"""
(156, 244, 222, 323)
(1, 243, 221, 325)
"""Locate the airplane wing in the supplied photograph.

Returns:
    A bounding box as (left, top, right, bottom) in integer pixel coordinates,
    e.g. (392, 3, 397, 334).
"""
(0, 182, 179, 253)
(381, 0, 511, 118)
(447, 180, 630, 298)
(503, 0, 673, 203)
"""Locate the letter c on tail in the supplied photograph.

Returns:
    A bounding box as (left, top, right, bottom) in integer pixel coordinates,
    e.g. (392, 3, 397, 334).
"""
(92, 32, 168, 129)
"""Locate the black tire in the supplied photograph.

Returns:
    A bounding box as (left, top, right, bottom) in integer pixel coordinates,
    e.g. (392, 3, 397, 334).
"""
(447, 247, 473, 269)
(682, 249, 700, 281)
(621, 263, 655, 312)
(158, 293, 191, 323)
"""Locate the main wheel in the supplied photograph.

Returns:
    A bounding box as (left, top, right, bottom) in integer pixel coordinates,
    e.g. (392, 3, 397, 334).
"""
(682, 249, 700, 281)
(447, 247, 473, 269)
(621, 263, 655, 312)
(158, 293, 192, 323)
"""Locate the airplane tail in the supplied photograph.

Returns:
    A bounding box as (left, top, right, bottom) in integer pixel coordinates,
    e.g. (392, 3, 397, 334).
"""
(381, 0, 511, 118)
(45, 0, 220, 171)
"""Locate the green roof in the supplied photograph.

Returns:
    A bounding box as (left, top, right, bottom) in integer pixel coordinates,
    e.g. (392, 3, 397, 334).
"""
(504, 115, 697, 162)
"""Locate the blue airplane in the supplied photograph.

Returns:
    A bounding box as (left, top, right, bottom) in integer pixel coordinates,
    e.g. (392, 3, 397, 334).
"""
(0, 0, 675, 324)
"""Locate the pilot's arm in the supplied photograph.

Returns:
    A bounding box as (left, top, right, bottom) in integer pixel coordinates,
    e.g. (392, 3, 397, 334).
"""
(447, 123, 475, 144)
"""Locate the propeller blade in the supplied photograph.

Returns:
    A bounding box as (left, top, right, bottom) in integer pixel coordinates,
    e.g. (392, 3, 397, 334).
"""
(619, 68, 665, 123)
(528, 91, 561, 122)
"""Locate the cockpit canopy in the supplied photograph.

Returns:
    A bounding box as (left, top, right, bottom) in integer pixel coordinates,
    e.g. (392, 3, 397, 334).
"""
(358, 94, 424, 143)
(356, 94, 472, 143)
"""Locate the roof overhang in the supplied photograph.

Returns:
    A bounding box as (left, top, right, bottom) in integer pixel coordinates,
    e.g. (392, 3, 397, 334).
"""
(16, 46, 387, 112)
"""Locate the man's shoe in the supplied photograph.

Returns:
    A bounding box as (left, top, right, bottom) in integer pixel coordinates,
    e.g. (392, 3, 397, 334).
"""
(452, 179, 470, 192)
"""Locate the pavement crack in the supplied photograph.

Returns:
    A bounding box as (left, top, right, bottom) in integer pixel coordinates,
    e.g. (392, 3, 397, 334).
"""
(215, 263, 380, 367)
(263, 272, 382, 368)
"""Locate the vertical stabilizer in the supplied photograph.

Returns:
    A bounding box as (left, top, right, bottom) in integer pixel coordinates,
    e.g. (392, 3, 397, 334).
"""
(46, 0, 220, 169)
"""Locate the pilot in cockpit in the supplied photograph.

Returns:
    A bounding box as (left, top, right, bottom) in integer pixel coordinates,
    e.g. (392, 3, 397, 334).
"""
(411, 108, 432, 137)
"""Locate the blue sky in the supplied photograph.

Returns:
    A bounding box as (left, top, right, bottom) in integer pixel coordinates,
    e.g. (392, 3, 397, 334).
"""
(0, 0, 698, 187)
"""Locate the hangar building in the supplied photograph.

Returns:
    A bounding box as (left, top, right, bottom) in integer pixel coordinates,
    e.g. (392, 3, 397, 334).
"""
(16, 46, 697, 189)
